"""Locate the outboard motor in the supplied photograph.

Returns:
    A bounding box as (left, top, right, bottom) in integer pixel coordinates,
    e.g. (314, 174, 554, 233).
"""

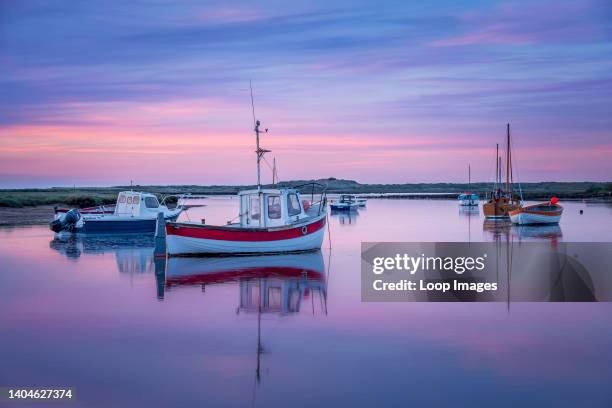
(49, 208, 81, 233)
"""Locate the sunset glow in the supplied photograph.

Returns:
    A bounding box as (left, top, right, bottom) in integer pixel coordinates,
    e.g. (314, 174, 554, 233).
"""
(1, 0, 611, 187)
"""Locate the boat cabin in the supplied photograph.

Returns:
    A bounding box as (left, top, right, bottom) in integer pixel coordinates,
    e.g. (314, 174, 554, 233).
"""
(114, 191, 164, 218)
(339, 194, 356, 203)
(458, 193, 479, 201)
(238, 188, 310, 228)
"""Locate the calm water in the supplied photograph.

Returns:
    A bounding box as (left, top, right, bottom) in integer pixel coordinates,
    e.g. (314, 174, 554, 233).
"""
(1, 199, 611, 408)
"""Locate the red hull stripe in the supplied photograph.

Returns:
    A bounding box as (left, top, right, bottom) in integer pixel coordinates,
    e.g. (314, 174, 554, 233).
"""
(166, 266, 323, 287)
(166, 217, 326, 242)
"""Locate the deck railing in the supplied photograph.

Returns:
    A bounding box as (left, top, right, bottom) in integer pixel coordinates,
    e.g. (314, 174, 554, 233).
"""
(292, 182, 328, 215)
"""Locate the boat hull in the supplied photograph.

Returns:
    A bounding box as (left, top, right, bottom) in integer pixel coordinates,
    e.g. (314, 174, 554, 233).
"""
(509, 204, 563, 225)
(73, 211, 182, 235)
(78, 218, 158, 234)
(330, 203, 359, 211)
(166, 215, 326, 255)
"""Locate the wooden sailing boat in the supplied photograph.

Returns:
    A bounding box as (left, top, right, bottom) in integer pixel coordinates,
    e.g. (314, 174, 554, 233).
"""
(483, 124, 520, 219)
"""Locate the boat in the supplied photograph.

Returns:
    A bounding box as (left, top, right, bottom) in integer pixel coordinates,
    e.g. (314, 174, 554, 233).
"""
(330, 194, 360, 211)
(483, 124, 520, 218)
(49, 191, 183, 234)
(164, 96, 328, 256)
(458, 193, 479, 207)
(458, 164, 479, 206)
(54, 205, 115, 215)
(509, 197, 563, 225)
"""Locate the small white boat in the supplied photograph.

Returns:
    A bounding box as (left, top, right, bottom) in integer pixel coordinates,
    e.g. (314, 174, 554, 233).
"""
(356, 198, 367, 207)
(509, 198, 563, 225)
(458, 165, 479, 206)
(165, 108, 328, 256)
(50, 191, 183, 234)
(458, 193, 479, 206)
(330, 195, 360, 211)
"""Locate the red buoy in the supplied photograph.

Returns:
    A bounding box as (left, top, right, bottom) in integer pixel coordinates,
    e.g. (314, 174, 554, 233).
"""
(550, 196, 559, 204)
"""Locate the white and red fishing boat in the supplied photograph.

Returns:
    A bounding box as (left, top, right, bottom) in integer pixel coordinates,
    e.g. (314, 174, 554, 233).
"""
(509, 197, 563, 225)
(165, 99, 328, 256)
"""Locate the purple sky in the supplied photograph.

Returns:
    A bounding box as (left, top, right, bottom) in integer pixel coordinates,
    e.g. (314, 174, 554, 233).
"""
(1, 0, 611, 187)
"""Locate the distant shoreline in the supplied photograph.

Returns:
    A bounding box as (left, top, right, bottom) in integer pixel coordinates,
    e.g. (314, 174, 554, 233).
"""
(1, 178, 610, 209)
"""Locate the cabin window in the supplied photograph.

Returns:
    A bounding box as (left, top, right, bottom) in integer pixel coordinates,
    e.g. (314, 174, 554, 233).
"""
(145, 197, 159, 208)
(250, 196, 260, 220)
(287, 194, 301, 216)
(267, 195, 281, 219)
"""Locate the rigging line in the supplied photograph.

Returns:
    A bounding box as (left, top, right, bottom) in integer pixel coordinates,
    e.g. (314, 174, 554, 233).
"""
(260, 156, 282, 184)
(326, 212, 332, 250)
(249, 80, 256, 127)
(261, 155, 274, 171)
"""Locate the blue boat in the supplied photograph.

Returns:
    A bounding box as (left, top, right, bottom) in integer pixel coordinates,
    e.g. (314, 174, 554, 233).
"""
(50, 191, 184, 235)
(330, 195, 360, 211)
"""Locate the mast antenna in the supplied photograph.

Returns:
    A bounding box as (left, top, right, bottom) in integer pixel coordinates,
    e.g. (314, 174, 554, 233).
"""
(249, 81, 271, 190)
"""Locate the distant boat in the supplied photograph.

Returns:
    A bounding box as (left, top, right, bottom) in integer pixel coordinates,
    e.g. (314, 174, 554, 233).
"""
(458, 164, 479, 206)
(509, 197, 563, 225)
(483, 124, 520, 218)
(330, 194, 360, 211)
(49, 191, 183, 234)
(458, 193, 479, 206)
(164, 88, 328, 256)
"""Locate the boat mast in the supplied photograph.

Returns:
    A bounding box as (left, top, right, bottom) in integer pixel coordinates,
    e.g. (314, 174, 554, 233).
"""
(495, 143, 499, 190)
(250, 81, 270, 191)
(498, 157, 502, 189)
(506, 123, 510, 196)
(468, 164, 471, 192)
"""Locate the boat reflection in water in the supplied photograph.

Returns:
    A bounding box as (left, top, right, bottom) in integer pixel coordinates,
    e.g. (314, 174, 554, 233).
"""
(482, 219, 512, 241)
(155, 250, 328, 387)
(49, 234, 155, 273)
(330, 208, 359, 226)
(511, 224, 563, 241)
(484, 214, 563, 244)
(157, 251, 327, 315)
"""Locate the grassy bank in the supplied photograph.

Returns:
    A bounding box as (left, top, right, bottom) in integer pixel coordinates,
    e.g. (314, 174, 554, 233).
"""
(1, 179, 611, 207)
(0, 189, 118, 208)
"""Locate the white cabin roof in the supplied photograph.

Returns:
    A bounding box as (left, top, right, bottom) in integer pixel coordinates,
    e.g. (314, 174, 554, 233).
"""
(238, 188, 298, 196)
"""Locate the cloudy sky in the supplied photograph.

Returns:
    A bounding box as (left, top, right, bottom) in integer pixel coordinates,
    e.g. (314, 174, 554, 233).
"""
(1, 0, 611, 187)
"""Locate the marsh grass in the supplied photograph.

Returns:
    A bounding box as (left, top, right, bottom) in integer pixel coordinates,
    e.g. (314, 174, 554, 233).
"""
(1, 180, 610, 208)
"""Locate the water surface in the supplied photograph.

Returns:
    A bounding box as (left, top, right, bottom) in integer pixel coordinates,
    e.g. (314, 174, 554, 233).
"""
(1, 199, 611, 407)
